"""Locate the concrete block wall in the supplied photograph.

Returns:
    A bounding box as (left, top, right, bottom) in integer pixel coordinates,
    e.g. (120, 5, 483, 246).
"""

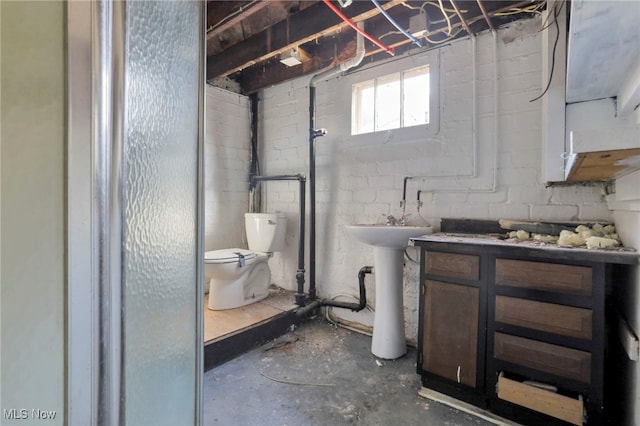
(258, 17, 613, 343)
(608, 169, 640, 425)
(204, 86, 251, 251)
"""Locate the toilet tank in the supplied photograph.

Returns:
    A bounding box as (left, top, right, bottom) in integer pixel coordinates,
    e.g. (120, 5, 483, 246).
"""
(244, 212, 287, 252)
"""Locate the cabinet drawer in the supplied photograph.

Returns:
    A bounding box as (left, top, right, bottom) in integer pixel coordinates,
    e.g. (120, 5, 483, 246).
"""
(496, 296, 592, 340)
(426, 252, 480, 281)
(494, 333, 591, 383)
(497, 374, 583, 426)
(495, 259, 592, 296)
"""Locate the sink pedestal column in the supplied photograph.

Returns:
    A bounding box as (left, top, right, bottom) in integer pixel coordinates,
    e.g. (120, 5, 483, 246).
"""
(371, 247, 406, 359)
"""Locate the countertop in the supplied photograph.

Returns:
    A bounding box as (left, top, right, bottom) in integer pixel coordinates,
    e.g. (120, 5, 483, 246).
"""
(411, 233, 640, 265)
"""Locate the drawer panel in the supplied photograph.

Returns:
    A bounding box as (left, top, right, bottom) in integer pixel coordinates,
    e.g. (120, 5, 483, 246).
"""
(496, 296, 593, 340)
(495, 259, 592, 295)
(426, 252, 480, 281)
(494, 333, 591, 383)
(497, 374, 583, 426)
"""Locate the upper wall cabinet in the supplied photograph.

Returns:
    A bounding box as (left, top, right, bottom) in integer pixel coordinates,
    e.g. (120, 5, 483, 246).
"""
(563, 0, 640, 182)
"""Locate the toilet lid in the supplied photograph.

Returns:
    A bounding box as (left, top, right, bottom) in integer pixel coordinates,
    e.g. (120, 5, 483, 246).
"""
(204, 248, 256, 264)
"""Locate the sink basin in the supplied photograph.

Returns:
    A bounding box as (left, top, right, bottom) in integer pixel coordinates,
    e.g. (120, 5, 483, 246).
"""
(346, 224, 433, 249)
(345, 223, 433, 359)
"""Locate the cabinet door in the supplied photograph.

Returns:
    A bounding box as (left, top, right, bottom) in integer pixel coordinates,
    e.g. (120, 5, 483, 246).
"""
(422, 280, 480, 388)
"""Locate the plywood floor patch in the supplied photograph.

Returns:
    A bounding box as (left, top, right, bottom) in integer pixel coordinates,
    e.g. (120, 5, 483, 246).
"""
(204, 288, 296, 343)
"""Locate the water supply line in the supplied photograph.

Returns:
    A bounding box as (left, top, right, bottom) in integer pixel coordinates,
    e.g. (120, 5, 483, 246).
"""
(412, 28, 500, 218)
(401, 29, 499, 217)
(321, 0, 395, 57)
(303, 21, 369, 313)
(370, 0, 423, 47)
(249, 174, 307, 306)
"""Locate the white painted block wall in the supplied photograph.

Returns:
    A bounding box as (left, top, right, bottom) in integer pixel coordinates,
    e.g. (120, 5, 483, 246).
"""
(608, 169, 640, 425)
(204, 86, 251, 251)
(258, 17, 612, 343)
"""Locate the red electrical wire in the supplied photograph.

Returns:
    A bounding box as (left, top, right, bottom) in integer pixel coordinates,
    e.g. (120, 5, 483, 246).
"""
(322, 0, 395, 56)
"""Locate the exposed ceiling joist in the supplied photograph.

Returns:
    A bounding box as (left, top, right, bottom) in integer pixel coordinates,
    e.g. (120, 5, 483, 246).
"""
(206, 1, 271, 41)
(239, 33, 359, 94)
(206, 0, 405, 81)
(207, 0, 547, 93)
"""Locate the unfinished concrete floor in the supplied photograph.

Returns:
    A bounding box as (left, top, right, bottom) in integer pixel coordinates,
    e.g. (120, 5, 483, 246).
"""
(203, 316, 496, 426)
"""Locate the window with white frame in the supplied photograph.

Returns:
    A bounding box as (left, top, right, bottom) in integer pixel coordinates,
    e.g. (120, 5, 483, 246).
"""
(351, 65, 430, 136)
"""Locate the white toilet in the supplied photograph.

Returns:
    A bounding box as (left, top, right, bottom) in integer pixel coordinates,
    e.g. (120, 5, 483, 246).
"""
(205, 212, 287, 310)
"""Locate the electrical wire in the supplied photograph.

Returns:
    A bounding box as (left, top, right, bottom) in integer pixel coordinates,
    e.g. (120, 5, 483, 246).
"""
(324, 294, 375, 337)
(538, 1, 562, 32)
(401, 1, 421, 10)
(494, 0, 546, 17)
(425, 27, 463, 45)
(378, 30, 403, 40)
(438, 0, 453, 35)
(371, 0, 423, 47)
(206, 0, 261, 33)
(419, 1, 467, 14)
(529, 3, 559, 103)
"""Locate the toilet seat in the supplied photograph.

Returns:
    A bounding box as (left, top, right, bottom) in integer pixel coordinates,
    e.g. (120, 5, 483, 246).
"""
(204, 248, 256, 265)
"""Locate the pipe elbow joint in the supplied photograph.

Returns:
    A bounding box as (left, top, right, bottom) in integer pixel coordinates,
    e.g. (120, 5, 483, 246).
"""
(358, 266, 373, 277)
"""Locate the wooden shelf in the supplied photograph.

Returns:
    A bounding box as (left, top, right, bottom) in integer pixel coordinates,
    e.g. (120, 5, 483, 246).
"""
(565, 148, 640, 182)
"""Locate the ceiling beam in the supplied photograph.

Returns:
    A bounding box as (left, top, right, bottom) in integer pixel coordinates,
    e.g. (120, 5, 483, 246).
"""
(239, 34, 358, 94)
(206, 0, 406, 81)
(206, 1, 271, 41)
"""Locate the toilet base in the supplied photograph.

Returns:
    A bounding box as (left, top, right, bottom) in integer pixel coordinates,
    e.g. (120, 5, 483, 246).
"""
(208, 260, 271, 310)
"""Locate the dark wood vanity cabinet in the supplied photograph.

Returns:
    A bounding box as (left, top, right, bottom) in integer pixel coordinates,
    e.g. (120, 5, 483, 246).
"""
(423, 280, 480, 388)
(415, 236, 639, 425)
(419, 249, 487, 406)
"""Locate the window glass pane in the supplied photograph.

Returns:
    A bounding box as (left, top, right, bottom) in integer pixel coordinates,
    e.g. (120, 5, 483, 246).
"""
(403, 66, 429, 127)
(351, 65, 432, 135)
(375, 73, 400, 131)
(352, 81, 374, 135)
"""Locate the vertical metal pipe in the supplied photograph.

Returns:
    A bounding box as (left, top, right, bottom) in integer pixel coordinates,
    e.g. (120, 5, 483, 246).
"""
(249, 93, 260, 212)
(249, 93, 259, 182)
(296, 178, 307, 306)
(308, 86, 317, 301)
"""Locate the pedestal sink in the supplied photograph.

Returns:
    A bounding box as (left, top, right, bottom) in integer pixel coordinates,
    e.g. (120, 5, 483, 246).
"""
(345, 224, 433, 359)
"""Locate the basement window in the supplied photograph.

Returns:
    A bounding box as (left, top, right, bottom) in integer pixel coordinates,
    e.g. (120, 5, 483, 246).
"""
(351, 65, 430, 136)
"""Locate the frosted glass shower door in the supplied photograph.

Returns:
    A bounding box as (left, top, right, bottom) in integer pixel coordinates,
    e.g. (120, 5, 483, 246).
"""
(66, 1, 204, 424)
(122, 2, 202, 425)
